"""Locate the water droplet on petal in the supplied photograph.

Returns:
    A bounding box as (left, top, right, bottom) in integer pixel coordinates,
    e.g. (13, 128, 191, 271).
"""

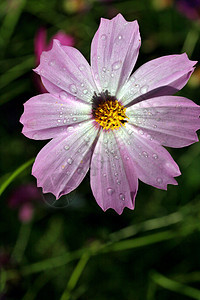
(83, 89, 88, 95)
(140, 85, 149, 94)
(142, 151, 148, 158)
(94, 73, 99, 80)
(72, 117, 77, 121)
(112, 61, 122, 71)
(128, 129, 133, 135)
(156, 177, 163, 184)
(69, 84, 77, 94)
(130, 76, 136, 83)
(79, 64, 85, 71)
(118, 35, 122, 40)
(102, 67, 106, 72)
(77, 167, 83, 174)
(107, 188, 114, 195)
(67, 158, 73, 165)
(59, 91, 68, 100)
(152, 153, 158, 159)
(48, 60, 55, 66)
(84, 136, 90, 142)
(64, 145, 70, 150)
(119, 193, 125, 201)
(153, 124, 157, 128)
(138, 129, 144, 135)
(101, 34, 107, 40)
(111, 73, 114, 78)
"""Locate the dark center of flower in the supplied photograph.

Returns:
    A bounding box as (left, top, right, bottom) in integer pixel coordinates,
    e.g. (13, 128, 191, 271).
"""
(92, 91, 128, 131)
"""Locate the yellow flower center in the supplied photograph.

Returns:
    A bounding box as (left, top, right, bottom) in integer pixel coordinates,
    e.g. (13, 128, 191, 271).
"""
(94, 99, 128, 130)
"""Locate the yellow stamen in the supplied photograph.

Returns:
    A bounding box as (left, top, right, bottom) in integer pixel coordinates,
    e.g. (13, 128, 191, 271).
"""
(94, 99, 128, 130)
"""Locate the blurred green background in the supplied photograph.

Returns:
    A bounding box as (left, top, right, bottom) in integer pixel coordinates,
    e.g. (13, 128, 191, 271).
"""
(0, 0, 200, 299)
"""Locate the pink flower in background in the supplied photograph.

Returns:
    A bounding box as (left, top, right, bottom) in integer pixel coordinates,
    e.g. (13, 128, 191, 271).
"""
(8, 184, 42, 222)
(175, 0, 200, 20)
(34, 28, 75, 93)
(20, 14, 200, 214)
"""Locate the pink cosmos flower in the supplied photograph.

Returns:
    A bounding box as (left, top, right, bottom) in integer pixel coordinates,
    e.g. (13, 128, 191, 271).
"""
(8, 184, 42, 222)
(20, 14, 200, 214)
(34, 28, 75, 93)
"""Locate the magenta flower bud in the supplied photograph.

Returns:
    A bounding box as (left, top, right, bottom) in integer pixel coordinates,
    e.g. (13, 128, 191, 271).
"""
(34, 27, 75, 92)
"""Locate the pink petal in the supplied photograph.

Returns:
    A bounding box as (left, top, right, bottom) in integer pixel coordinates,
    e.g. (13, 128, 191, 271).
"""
(118, 54, 196, 106)
(32, 121, 98, 199)
(90, 130, 138, 214)
(117, 124, 181, 190)
(20, 94, 91, 140)
(126, 96, 200, 148)
(90, 13, 141, 95)
(34, 40, 97, 103)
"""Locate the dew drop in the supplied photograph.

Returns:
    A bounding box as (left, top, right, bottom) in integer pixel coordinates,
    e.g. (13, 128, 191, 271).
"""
(59, 91, 68, 100)
(84, 136, 90, 142)
(153, 124, 157, 128)
(119, 193, 125, 201)
(79, 64, 85, 71)
(107, 188, 114, 195)
(156, 177, 163, 184)
(111, 73, 114, 78)
(130, 76, 136, 83)
(83, 89, 88, 95)
(72, 117, 77, 121)
(64, 145, 70, 150)
(67, 158, 73, 165)
(101, 34, 107, 40)
(67, 126, 74, 131)
(112, 61, 122, 71)
(48, 60, 55, 66)
(77, 167, 83, 174)
(94, 73, 99, 80)
(152, 153, 158, 159)
(118, 35, 122, 40)
(102, 67, 106, 72)
(128, 129, 133, 135)
(138, 129, 144, 135)
(114, 172, 118, 177)
(116, 179, 121, 185)
(69, 84, 77, 94)
(103, 173, 107, 177)
(140, 85, 149, 94)
(142, 151, 148, 158)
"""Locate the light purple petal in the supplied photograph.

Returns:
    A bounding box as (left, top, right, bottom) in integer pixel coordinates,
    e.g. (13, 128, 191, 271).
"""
(90, 130, 138, 214)
(116, 124, 181, 190)
(34, 39, 97, 103)
(32, 121, 98, 199)
(91, 13, 141, 95)
(118, 54, 196, 106)
(126, 96, 200, 148)
(20, 94, 92, 140)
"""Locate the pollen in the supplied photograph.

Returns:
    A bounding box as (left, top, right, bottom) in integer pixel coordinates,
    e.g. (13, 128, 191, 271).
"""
(94, 99, 128, 130)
